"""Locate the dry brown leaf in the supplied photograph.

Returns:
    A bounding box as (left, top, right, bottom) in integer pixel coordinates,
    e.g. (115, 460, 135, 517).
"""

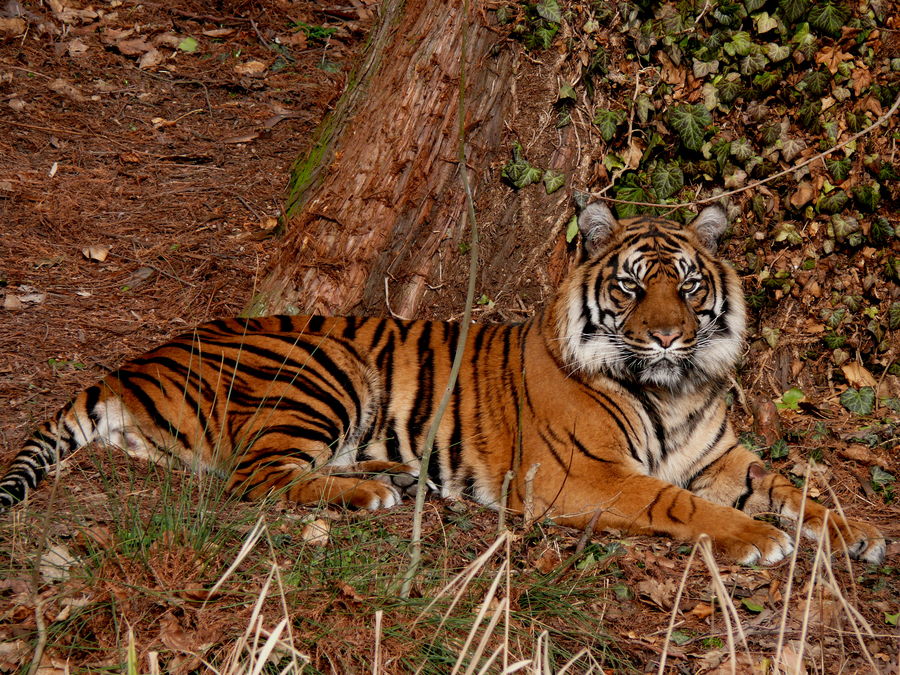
(850, 66, 873, 96)
(841, 362, 877, 388)
(48, 77, 86, 102)
(690, 602, 714, 619)
(838, 444, 878, 465)
(281, 31, 308, 48)
(815, 45, 853, 74)
(82, 245, 110, 262)
(0, 17, 27, 37)
(790, 181, 816, 208)
(116, 37, 153, 56)
(533, 547, 561, 574)
(138, 47, 163, 70)
(3, 294, 23, 310)
(636, 577, 676, 610)
(99, 28, 134, 44)
(301, 518, 331, 546)
(202, 28, 235, 38)
(66, 38, 89, 57)
(234, 60, 268, 77)
(39, 543, 77, 583)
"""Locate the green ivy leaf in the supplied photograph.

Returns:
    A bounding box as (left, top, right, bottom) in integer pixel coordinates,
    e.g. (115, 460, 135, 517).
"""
(871, 466, 895, 489)
(779, 0, 809, 24)
(670, 629, 692, 646)
(725, 31, 753, 57)
(888, 302, 900, 330)
(669, 104, 712, 151)
(614, 183, 650, 218)
(829, 214, 858, 241)
(565, 215, 579, 243)
(177, 36, 199, 52)
(557, 83, 577, 103)
(501, 142, 543, 189)
(791, 23, 818, 59)
(764, 43, 790, 62)
(740, 51, 769, 76)
(885, 612, 900, 627)
(543, 170, 566, 195)
(535, 0, 562, 23)
(753, 12, 778, 33)
(742, 598, 765, 613)
(770, 438, 789, 459)
(817, 190, 849, 214)
(754, 71, 780, 91)
(745, 0, 767, 12)
(840, 387, 875, 415)
(777, 387, 806, 411)
(803, 70, 831, 97)
(809, 2, 849, 37)
(717, 75, 744, 104)
(651, 162, 684, 200)
(593, 108, 627, 142)
(693, 59, 720, 78)
(852, 184, 880, 211)
(826, 157, 851, 181)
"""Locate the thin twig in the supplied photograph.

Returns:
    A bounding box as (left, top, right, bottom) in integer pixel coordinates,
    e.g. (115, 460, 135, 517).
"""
(401, 0, 480, 598)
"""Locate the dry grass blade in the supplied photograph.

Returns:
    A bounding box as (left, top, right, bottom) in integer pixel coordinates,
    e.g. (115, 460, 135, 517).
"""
(414, 531, 511, 627)
(202, 514, 266, 610)
(657, 540, 703, 674)
(452, 566, 507, 675)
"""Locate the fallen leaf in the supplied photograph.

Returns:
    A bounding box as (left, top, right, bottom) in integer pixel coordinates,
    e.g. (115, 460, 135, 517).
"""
(234, 60, 268, 77)
(838, 444, 878, 465)
(202, 28, 235, 38)
(116, 37, 153, 56)
(790, 182, 816, 209)
(138, 48, 163, 70)
(82, 245, 110, 262)
(39, 543, 77, 583)
(850, 67, 873, 96)
(841, 362, 877, 389)
(66, 38, 89, 56)
(301, 518, 330, 546)
(0, 17, 26, 37)
(815, 46, 853, 74)
(48, 78, 86, 102)
(3, 294, 23, 310)
(690, 602, 714, 619)
(636, 577, 676, 610)
(8, 98, 25, 112)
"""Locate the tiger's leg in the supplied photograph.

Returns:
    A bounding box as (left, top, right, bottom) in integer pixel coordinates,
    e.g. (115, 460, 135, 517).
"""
(687, 444, 886, 564)
(226, 432, 419, 510)
(540, 471, 796, 565)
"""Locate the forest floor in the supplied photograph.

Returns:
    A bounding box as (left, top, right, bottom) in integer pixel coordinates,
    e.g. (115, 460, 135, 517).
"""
(0, 1, 898, 673)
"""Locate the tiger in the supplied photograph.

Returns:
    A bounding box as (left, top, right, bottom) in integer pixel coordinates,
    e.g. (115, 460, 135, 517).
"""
(0, 202, 885, 565)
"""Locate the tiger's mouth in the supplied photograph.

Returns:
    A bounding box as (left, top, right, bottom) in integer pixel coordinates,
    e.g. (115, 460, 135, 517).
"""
(628, 350, 695, 386)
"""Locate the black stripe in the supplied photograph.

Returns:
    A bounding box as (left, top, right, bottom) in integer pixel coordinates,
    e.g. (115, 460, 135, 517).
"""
(306, 316, 326, 333)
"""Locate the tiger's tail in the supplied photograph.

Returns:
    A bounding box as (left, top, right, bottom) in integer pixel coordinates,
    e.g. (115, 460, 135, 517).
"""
(0, 385, 106, 511)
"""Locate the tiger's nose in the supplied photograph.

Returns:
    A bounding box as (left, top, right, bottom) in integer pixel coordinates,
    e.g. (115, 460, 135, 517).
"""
(650, 329, 682, 348)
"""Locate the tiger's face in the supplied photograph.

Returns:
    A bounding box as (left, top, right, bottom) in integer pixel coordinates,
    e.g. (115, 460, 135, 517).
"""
(556, 202, 745, 391)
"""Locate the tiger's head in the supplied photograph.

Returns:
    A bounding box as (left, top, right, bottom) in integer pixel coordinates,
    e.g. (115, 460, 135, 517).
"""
(554, 201, 745, 391)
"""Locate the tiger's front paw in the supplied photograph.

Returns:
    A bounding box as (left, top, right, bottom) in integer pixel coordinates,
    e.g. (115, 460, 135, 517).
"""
(805, 513, 885, 564)
(715, 518, 794, 566)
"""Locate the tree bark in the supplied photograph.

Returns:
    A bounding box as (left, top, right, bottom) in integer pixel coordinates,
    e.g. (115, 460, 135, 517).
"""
(251, 0, 515, 318)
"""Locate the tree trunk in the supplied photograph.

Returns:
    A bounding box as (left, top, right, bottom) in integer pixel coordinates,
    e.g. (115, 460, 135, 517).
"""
(252, 0, 516, 318)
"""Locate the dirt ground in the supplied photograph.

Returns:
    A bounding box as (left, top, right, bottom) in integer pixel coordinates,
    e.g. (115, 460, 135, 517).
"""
(0, 0, 898, 673)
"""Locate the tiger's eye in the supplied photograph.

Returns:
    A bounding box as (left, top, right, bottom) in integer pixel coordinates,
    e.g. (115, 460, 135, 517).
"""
(618, 279, 640, 293)
(681, 279, 701, 294)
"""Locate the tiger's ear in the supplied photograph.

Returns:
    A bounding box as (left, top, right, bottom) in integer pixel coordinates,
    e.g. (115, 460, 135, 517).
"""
(578, 201, 618, 256)
(690, 205, 729, 251)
